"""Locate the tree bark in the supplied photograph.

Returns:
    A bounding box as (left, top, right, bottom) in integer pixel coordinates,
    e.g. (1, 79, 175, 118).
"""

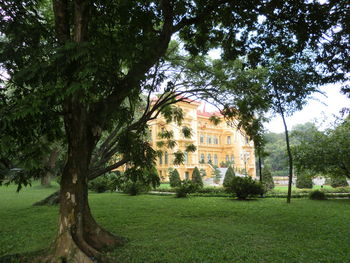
(48, 99, 124, 263)
(274, 88, 293, 204)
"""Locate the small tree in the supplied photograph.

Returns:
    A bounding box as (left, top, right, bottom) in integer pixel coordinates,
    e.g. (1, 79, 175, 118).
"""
(223, 166, 235, 187)
(224, 176, 264, 200)
(212, 166, 222, 184)
(175, 180, 198, 198)
(169, 169, 181, 188)
(262, 166, 275, 191)
(330, 177, 349, 188)
(296, 171, 313, 189)
(191, 167, 203, 188)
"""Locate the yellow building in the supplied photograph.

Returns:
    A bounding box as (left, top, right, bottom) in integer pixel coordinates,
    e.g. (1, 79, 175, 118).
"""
(149, 100, 256, 182)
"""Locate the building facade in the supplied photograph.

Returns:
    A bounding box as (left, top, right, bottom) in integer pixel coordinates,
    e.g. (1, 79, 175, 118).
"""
(149, 100, 256, 181)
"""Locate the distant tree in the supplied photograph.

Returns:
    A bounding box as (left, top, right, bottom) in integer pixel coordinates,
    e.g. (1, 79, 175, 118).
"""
(191, 167, 203, 188)
(212, 167, 222, 184)
(223, 166, 235, 187)
(293, 117, 350, 181)
(296, 171, 313, 189)
(263, 133, 289, 177)
(169, 169, 181, 188)
(329, 177, 349, 188)
(262, 166, 275, 191)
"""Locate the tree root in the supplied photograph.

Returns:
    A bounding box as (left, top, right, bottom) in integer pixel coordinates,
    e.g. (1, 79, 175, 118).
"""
(33, 190, 60, 206)
(47, 230, 116, 263)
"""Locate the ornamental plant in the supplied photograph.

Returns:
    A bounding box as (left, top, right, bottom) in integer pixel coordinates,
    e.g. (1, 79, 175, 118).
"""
(169, 169, 181, 188)
(296, 172, 313, 189)
(223, 166, 235, 187)
(224, 176, 264, 200)
(191, 166, 203, 188)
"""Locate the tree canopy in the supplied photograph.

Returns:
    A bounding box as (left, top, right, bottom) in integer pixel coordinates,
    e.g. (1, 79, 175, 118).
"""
(0, 0, 348, 262)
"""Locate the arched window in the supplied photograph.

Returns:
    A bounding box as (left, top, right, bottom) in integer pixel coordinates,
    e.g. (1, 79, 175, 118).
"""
(200, 153, 205, 163)
(214, 136, 219, 144)
(207, 154, 212, 163)
(165, 152, 168, 164)
(184, 152, 188, 164)
(227, 136, 231, 144)
(200, 134, 204, 144)
(214, 154, 218, 165)
(207, 136, 212, 144)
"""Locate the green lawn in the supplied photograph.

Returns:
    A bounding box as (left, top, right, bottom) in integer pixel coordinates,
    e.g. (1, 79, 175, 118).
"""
(1, 183, 350, 263)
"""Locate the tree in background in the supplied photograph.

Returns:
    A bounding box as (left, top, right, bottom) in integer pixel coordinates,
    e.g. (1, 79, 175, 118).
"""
(328, 177, 349, 188)
(224, 176, 264, 200)
(296, 171, 313, 189)
(263, 133, 289, 177)
(169, 169, 181, 188)
(262, 165, 275, 191)
(191, 167, 203, 188)
(223, 166, 236, 188)
(293, 118, 350, 182)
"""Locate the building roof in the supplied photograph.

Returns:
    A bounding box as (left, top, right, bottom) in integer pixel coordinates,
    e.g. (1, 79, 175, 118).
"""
(197, 110, 223, 118)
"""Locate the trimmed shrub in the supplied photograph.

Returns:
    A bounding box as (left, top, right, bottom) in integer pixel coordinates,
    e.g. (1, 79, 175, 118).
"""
(175, 180, 198, 198)
(262, 166, 275, 191)
(122, 181, 150, 196)
(191, 167, 203, 188)
(169, 169, 181, 188)
(296, 172, 313, 189)
(309, 190, 327, 200)
(224, 176, 264, 200)
(113, 166, 160, 195)
(223, 166, 235, 187)
(330, 177, 349, 188)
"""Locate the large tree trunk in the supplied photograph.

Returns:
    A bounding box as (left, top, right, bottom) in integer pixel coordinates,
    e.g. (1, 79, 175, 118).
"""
(274, 88, 293, 204)
(48, 100, 124, 263)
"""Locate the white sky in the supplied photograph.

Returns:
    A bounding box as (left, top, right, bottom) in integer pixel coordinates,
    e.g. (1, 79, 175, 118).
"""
(208, 49, 349, 134)
(265, 84, 349, 133)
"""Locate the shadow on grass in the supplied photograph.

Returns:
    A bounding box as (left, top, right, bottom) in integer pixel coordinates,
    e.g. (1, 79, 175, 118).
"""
(0, 249, 47, 263)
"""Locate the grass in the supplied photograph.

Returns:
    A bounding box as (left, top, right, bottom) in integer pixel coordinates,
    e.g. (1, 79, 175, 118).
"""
(1, 183, 350, 262)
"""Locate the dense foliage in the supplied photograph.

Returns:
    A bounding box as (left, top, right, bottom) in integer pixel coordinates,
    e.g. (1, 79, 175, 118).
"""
(328, 177, 349, 188)
(296, 171, 313, 189)
(1, 0, 349, 260)
(223, 166, 235, 187)
(293, 118, 350, 180)
(262, 166, 275, 191)
(224, 176, 264, 200)
(191, 167, 203, 188)
(175, 180, 198, 198)
(309, 190, 327, 200)
(169, 169, 181, 188)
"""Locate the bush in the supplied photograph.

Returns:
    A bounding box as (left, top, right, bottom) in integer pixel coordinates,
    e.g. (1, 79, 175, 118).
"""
(223, 166, 235, 187)
(224, 176, 264, 200)
(309, 190, 327, 200)
(169, 169, 181, 188)
(88, 174, 113, 193)
(175, 180, 198, 198)
(112, 166, 160, 195)
(329, 177, 349, 188)
(121, 181, 150, 196)
(296, 172, 313, 189)
(191, 167, 203, 188)
(262, 166, 274, 191)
